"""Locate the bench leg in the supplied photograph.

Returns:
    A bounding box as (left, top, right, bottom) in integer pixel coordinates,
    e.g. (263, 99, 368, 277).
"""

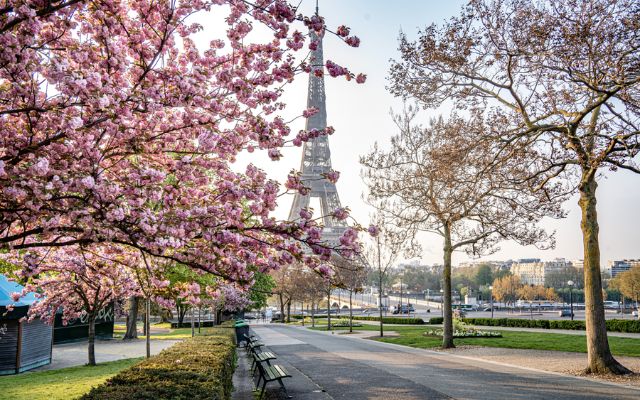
(258, 380, 267, 400)
(278, 378, 292, 399)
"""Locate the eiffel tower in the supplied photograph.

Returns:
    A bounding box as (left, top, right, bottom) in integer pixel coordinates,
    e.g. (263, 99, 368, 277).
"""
(288, 19, 346, 246)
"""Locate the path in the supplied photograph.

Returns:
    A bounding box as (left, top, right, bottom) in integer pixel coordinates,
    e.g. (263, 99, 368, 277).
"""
(250, 324, 640, 400)
(33, 339, 180, 371)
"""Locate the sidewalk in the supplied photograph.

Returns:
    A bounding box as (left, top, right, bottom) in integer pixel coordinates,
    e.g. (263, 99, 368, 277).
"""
(232, 331, 331, 400)
(243, 324, 640, 399)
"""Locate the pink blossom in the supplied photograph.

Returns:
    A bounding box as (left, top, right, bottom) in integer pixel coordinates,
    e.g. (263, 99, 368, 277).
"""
(299, 208, 313, 220)
(367, 225, 379, 237)
(303, 107, 319, 118)
(336, 25, 350, 37)
(345, 36, 361, 47)
(32, 158, 49, 176)
(323, 170, 340, 183)
(332, 207, 349, 221)
(81, 176, 95, 189)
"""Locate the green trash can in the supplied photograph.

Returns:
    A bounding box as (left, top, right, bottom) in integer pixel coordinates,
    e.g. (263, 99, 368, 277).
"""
(234, 321, 249, 346)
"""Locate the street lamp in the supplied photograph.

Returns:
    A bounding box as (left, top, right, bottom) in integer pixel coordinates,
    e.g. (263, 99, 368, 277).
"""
(489, 285, 494, 319)
(567, 280, 575, 321)
(439, 289, 444, 317)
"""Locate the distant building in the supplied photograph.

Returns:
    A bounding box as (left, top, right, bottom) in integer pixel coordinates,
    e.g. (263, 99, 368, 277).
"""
(571, 259, 584, 270)
(397, 260, 431, 272)
(607, 259, 640, 277)
(510, 258, 570, 285)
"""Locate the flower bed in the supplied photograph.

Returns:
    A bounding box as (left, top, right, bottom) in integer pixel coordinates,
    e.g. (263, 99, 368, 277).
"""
(424, 329, 502, 338)
(330, 318, 363, 328)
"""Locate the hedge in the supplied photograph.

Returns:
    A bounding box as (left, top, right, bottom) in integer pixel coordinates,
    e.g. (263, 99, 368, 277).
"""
(292, 315, 425, 324)
(80, 327, 236, 400)
(428, 317, 443, 324)
(350, 316, 425, 325)
(457, 318, 640, 333)
(170, 321, 216, 329)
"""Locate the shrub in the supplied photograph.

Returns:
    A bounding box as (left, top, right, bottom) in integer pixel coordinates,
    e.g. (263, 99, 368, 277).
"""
(80, 327, 236, 400)
(291, 315, 425, 324)
(428, 317, 443, 324)
(460, 318, 640, 333)
(606, 319, 640, 333)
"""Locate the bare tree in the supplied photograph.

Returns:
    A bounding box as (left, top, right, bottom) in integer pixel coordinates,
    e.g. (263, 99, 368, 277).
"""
(332, 255, 367, 333)
(360, 213, 413, 337)
(362, 109, 558, 348)
(389, 0, 639, 374)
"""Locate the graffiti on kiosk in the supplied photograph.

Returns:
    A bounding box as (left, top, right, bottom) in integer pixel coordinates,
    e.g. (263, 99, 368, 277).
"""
(65, 307, 114, 326)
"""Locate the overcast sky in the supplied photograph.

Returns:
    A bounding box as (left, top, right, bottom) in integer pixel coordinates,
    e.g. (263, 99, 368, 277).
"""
(200, 1, 640, 266)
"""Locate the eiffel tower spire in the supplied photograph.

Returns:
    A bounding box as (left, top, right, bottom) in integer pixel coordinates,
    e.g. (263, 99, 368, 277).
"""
(288, 23, 346, 243)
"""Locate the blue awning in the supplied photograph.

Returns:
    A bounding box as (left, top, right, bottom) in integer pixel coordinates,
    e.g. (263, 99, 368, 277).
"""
(0, 274, 37, 307)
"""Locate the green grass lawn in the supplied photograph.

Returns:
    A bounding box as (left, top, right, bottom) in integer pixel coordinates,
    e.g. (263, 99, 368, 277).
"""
(113, 322, 217, 340)
(0, 358, 141, 400)
(311, 324, 640, 357)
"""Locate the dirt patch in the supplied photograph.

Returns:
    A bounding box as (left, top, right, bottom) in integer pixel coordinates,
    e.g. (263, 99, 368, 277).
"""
(438, 345, 640, 387)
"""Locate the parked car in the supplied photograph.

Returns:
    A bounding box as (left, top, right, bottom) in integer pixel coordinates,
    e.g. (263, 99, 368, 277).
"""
(392, 304, 415, 314)
(558, 308, 574, 317)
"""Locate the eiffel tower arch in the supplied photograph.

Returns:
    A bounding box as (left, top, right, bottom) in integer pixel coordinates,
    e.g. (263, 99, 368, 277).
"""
(288, 26, 347, 246)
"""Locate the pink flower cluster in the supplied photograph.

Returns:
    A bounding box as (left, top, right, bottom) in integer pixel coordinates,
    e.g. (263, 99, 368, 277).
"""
(0, 0, 367, 312)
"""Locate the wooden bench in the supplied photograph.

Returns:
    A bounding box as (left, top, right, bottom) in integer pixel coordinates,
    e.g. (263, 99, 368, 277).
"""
(252, 353, 291, 399)
(250, 350, 277, 375)
(246, 340, 265, 355)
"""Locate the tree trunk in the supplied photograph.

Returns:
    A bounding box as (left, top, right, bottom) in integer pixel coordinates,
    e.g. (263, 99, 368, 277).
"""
(579, 175, 629, 374)
(191, 307, 195, 337)
(198, 307, 201, 333)
(379, 274, 384, 337)
(442, 225, 454, 349)
(327, 291, 331, 331)
(349, 290, 353, 333)
(178, 304, 187, 325)
(286, 300, 291, 323)
(278, 293, 285, 323)
(311, 301, 316, 327)
(123, 296, 139, 340)
(87, 314, 96, 366)
(145, 298, 151, 358)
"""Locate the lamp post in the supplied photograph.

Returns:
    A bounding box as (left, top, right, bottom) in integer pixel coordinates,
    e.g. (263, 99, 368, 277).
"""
(489, 285, 494, 319)
(567, 280, 574, 321)
(399, 275, 403, 314)
(440, 289, 444, 317)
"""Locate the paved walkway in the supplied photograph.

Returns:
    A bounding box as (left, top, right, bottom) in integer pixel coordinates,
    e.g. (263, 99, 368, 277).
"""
(34, 339, 180, 371)
(247, 324, 640, 400)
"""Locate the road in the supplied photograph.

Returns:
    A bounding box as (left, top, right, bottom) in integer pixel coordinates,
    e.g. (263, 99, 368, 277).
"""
(252, 324, 640, 400)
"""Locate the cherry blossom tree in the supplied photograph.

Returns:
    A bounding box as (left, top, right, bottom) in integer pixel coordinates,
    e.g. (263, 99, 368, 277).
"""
(0, 1, 365, 294)
(17, 245, 140, 366)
